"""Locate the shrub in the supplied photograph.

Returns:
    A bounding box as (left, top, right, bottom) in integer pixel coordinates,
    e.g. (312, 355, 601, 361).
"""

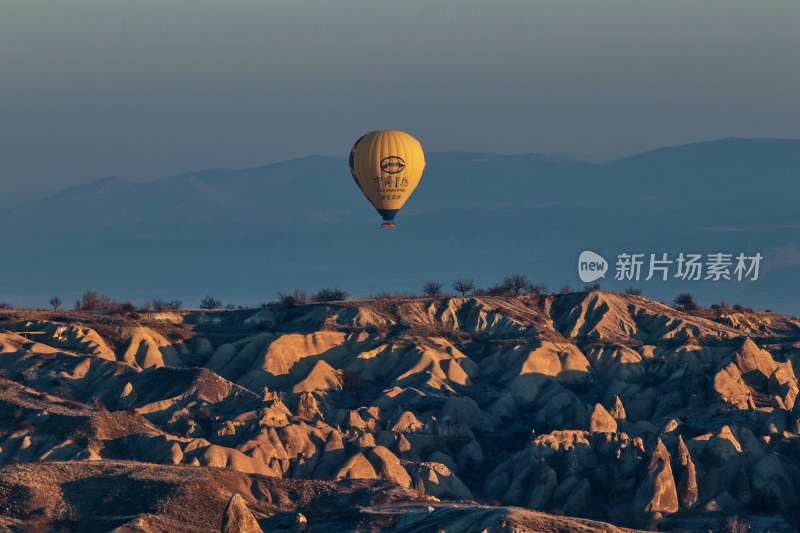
(17, 420, 34, 431)
(89, 396, 107, 411)
(369, 291, 416, 300)
(624, 287, 641, 295)
(118, 301, 137, 314)
(674, 293, 698, 311)
(52, 385, 76, 401)
(717, 515, 749, 533)
(152, 299, 167, 312)
(120, 404, 137, 413)
(92, 323, 125, 351)
(312, 288, 350, 302)
(529, 283, 548, 296)
(559, 285, 573, 294)
(487, 284, 509, 296)
(200, 296, 222, 310)
(584, 283, 601, 292)
(0, 302, 12, 310)
(277, 289, 307, 306)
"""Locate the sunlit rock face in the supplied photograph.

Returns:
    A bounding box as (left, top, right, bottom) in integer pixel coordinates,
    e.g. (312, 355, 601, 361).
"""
(1, 292, 799, 531)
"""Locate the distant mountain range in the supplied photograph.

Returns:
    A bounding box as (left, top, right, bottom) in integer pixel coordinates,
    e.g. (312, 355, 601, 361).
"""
(2, 137, 799, 314)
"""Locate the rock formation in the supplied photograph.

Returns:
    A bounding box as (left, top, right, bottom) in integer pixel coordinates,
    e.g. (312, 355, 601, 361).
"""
(221, 494, 263, 533)
(0, 292, 798, 531)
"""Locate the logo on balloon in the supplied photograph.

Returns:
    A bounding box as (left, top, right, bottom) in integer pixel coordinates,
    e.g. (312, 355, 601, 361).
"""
(380, 156, 405, 174)
(578, 251, 608, 283)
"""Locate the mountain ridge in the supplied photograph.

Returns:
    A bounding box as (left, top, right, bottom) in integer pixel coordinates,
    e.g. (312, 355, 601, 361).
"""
(0, 137, 798, 315)
(20, 137, 798, 211)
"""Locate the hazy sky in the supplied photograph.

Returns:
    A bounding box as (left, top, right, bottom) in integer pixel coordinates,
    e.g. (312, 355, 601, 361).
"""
(1, 0, 798, 208)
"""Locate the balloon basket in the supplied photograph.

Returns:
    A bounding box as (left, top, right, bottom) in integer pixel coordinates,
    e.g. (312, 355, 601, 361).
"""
(381, 222, 396, 229)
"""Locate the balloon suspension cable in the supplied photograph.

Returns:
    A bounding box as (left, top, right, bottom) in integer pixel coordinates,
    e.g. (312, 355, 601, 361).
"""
(381, 221, 396, 229)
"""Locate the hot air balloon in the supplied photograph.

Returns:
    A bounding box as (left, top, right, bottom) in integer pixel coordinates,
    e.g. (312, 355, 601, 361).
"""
(349, 130, 425, 228)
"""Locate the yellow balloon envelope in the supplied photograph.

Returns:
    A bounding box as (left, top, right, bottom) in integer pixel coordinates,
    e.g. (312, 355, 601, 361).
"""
(349, 130, 425, 228)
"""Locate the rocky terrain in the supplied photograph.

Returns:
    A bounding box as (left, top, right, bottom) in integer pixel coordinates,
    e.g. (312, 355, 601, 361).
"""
(0, 292, 799, 531)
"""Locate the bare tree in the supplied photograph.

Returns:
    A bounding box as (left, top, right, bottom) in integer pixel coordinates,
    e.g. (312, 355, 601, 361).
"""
(81, 291, 102, 311)
(559, 285, 573, 294)
(503, 274, 531, 295)
(584, 284, 601, 292)
(529, 283, 548, 296)
(49, 296, 62, 311)
(277, 289, 307, 306)
(452, 278, 476, 296)
(624, 287, 642, 295)
(167, 300, 183, 310)
(200, 296, 222, 310)
(152, 299, 166, 312)
(422, 281, 443, 297)
(80, 291, 118, 311)
(674, 293, 697, 311)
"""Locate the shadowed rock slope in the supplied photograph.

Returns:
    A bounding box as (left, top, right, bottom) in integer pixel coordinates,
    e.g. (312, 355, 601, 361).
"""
(0, 292, 799, 531)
